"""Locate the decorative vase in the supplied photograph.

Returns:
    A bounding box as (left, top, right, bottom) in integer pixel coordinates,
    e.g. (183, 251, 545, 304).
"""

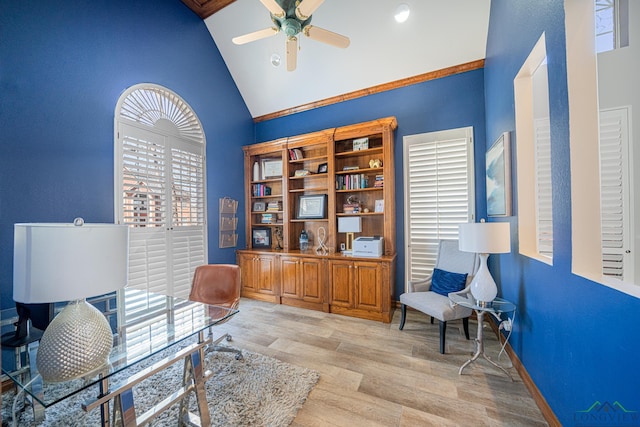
(253, 161, 260, 181)
(37, 299, 113, 382)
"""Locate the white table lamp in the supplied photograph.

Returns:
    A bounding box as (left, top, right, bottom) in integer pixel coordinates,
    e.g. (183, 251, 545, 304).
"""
(458, 220, 511, 305)
(338, 216, 362, 253)
(13, 219, 128, 382)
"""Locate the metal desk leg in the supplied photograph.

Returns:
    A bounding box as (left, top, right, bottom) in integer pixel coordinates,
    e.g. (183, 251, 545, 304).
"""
(179, 346, 211, 427)
(99, 375, 111, 427)
(26, 342, 45, 423)
(459, 311, 513, 380)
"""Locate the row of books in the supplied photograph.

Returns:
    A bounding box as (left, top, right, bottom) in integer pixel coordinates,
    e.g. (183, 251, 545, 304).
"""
(261, 213, 277, 224)
(252, 183, 272, 197)
(336, 174, 369, 190)
(288, 148, 304, 160)
(266, 201, 282, 211)
(374, 174, 384, 188)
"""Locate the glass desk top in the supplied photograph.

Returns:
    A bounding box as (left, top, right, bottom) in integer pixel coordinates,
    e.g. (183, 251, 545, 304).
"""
(449, 291, 516, 315)
(1, 289, 238, 408)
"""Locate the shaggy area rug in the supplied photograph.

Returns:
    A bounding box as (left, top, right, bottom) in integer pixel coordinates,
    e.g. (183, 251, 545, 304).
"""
(3, 342, 319, 426)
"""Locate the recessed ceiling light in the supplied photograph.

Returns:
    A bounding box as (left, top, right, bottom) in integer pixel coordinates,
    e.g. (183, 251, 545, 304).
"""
(395, 3, 410, 23)
(270, 53, 281, 67)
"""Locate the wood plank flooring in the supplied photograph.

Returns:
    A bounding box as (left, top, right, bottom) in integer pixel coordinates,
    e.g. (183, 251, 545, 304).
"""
(213, 298, 548, 426)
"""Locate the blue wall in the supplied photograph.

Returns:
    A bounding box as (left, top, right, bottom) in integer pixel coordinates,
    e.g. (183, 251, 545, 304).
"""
(485, 1, 640, 424)
(3, 0, 638, 423)
(0, 0, 253, 308)
(256, 69, 488, 300)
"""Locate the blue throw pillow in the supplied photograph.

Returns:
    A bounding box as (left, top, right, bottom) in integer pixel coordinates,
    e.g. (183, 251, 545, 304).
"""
(430, 268, 468, 296)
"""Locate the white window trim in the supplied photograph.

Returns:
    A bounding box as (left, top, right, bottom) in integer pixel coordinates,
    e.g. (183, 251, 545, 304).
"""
(565, 0, 640, 298)
(403, 127, 475, 289)
(514, 33, 554, 265)
(114, 83, 207, 299)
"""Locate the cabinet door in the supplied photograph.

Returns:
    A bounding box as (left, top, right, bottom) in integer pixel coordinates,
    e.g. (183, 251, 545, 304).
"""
(280, 256, 300, 298)
(238, 254, 256, 292)
(256, 255, 276, 294)
(300, 258, 323, 303)
(329, 260, 353, 307)
(354, 261, 382, 311)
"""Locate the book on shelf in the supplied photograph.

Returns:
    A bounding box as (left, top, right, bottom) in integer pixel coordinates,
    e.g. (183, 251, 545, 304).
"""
(343, 203, 361, 214)
(374, 174, 384, 188)
(335, 174, 368, 190)
(261, 213, 276, 224)
(267, 201, 282, 211)
(288, 148, 304, 160)
(252, 184, 272, 197)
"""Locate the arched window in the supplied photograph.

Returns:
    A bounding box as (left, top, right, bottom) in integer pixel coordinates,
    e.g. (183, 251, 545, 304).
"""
(115, 84, 206, 299)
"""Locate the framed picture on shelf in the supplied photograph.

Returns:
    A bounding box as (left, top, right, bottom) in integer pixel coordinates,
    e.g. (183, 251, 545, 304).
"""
(253, 201, 266, 212)
(317, 163, 328, 174)
(261, 158, 283, 179)
(353, 137, 369, 151)
(297, 194, 327, 219)
(374, 199, 384, 213)
(486, 132, 512, 216)
(252, 227, 272, 248)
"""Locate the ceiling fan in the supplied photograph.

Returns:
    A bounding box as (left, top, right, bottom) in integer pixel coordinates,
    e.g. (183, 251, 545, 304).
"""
(232, 0, 350, 71)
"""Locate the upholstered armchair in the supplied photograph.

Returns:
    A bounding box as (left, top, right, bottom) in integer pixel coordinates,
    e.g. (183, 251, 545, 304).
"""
(189, 264, 243, 360)
(399, 240, 479, 354)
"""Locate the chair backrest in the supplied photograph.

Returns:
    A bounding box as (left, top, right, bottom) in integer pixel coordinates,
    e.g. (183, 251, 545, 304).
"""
(434, 240, 480, 280)
(189, 264, 241, 309)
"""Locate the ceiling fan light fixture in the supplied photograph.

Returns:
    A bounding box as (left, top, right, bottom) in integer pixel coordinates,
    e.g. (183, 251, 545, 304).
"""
(395, 3, 410, 23)
(270, 53, 281, 67)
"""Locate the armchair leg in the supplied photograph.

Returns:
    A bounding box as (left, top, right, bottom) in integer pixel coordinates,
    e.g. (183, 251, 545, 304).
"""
(399, 304, 407, 330)
(463, 317, 470, 340)
(209, 331, 243, 360)
(439, 321, 447, 354)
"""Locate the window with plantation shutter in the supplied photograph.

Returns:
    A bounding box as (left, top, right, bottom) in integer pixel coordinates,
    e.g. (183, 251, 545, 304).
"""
(599, 107, 632, 280)
(115, 83, 207, 338)
(403, 127, 475, 286)
(534, 117, 553, 257)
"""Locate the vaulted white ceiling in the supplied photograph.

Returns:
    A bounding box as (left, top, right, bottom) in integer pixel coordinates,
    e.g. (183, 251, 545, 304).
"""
(205, 0, 491, 118)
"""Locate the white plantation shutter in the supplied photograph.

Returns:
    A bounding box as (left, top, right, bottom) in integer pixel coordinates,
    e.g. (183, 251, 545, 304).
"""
(116, 83, 206, 332)
(534, 117, 553, 258)
(404, 128, 475, 284)
(170, 145, 206, 296)
(599, 108, 631, 279)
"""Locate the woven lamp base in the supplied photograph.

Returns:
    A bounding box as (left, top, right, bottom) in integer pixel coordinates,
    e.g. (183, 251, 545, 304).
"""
(36, 299, 113, 383)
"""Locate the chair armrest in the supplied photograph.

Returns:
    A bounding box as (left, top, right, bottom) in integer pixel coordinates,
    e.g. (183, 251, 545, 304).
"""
(407, 276, 432, 293)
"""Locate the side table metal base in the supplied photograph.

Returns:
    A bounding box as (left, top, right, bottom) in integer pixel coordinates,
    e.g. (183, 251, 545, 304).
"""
(458, 311, 513, 381)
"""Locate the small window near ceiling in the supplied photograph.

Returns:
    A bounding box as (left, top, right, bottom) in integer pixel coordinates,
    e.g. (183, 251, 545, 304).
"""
(596, 0, 629, 53)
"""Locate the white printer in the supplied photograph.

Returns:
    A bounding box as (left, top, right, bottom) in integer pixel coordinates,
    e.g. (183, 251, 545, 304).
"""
(352, 236, 384, 257)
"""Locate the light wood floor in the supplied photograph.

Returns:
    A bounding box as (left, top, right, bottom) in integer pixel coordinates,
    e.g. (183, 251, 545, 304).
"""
(214, 298, 548, 427)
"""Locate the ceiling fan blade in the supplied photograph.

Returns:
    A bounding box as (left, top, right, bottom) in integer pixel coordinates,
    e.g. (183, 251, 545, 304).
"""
(303, 25, 350, 49)
(296, 0, 324, 20)
(260, 0, 285, 18)
(286, 37, 298, 72)
(232, 27, 279, 45)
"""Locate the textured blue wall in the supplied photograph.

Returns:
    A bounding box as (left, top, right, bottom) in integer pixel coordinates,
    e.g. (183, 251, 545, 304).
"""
(256, 69, 487, 300)
(485, 1, 640, 424)
(0, 0, 253, 308)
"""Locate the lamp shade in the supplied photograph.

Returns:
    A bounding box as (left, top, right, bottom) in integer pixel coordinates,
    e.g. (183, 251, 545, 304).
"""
(338, 216, 362, 233)
(458, 222, 511, 254)
(13, 222, 129, 303)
